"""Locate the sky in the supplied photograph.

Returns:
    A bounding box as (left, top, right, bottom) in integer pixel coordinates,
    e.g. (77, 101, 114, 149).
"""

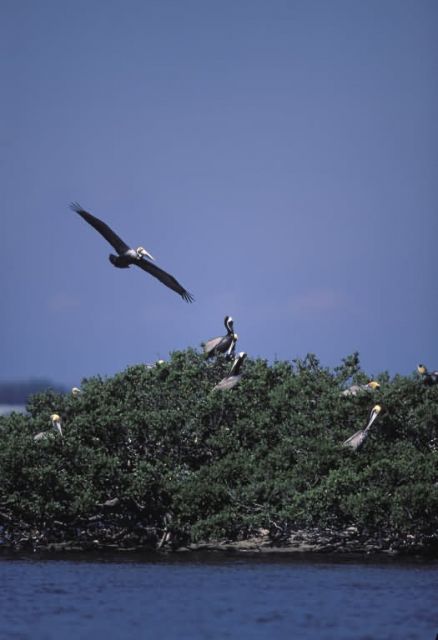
(1, 0, 437, 387)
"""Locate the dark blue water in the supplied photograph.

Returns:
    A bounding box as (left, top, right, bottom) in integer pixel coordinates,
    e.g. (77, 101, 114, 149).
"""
(0, 554, 436, 640)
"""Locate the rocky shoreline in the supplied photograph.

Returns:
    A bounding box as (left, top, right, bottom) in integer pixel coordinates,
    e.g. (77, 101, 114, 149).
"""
(1, 526, 437, 557)
(182, 528, 438, 557)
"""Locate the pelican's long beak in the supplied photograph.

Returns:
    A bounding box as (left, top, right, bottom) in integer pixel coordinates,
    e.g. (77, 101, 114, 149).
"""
(137, 247, 155, 261)
(225, 334, 238, 357)
(364, 405, 381, 431)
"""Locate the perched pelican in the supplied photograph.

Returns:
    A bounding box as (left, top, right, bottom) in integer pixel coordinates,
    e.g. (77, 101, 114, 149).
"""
(71, 387, 82, 397)
(34, 413, 63, 441)
(213, 352, 247, 391)
(417, 364, 438, 386)
(145, 359, 166, 370)
(203, 316, 238, 359)
(341, 381, 380, 397)
(71, 203, 194, 302)
(342, 405, 382, 451)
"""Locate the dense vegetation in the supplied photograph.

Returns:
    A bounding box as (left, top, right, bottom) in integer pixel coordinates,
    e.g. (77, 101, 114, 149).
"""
(0, 350, 437, 555)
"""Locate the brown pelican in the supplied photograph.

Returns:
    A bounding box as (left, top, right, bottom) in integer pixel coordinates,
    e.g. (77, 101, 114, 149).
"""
(144, 360, 164, 370)
(342, 405, 382, 451)
(341, 381, 380, 397)
(417, 364, 438, 386)
(71, 203, 194, 302)
(34, 413, 63, 441)
(213, 352, 246, 391)
(203, 316, 238, 359)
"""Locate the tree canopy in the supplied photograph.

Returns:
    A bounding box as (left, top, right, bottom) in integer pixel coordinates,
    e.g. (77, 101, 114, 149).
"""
(0, 350, 437, 554)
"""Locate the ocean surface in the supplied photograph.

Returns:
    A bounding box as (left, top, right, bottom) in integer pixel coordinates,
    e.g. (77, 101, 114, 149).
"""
(0, 553, 436, 640)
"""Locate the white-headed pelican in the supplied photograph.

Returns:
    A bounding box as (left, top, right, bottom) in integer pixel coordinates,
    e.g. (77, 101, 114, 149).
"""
(203, 316, 238, 359)
(71, 203, 194, 302)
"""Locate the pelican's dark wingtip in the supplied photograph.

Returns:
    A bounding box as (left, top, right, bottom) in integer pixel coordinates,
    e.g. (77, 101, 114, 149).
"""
(70, 202, 82, 213)
(183, 291, 195, 303)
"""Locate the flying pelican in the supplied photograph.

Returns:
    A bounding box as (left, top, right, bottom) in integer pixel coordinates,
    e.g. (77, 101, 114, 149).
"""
(203, 316, 238, 359)
(71, 203, 194, 302)
(417, 364, 438, 386)
(341, 381, 380, 397)
(213, 352, 247, 391)
(34, 413, 63, 441)
(342, 405, 382, 451)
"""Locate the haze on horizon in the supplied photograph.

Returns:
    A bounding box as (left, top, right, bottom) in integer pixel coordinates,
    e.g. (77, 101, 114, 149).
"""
(1, 0, 437, 387)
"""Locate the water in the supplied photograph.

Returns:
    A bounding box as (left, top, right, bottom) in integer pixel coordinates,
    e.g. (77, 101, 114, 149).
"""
(0, 553, 436, 640)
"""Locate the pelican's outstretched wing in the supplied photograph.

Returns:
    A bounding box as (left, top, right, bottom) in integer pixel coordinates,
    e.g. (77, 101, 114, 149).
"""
(135, 258, 194, 302)
(71, 203, 130, 255)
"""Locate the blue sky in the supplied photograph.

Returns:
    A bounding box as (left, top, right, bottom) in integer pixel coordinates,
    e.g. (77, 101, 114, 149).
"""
(1, 0, 437, 386)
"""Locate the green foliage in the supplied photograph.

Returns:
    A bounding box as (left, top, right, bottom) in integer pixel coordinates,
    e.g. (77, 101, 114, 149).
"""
(0, 350, 437, 550)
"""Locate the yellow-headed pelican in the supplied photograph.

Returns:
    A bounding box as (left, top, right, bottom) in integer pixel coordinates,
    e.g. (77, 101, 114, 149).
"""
(342, 405, 382, 451)
(341, 381, 380, 397)
(34, 413, 63, 441)
(213, 352, 246, 391)
(417, 364, 438, 386)
(71, 203, 194, 302)
(203, 316, 238, 359)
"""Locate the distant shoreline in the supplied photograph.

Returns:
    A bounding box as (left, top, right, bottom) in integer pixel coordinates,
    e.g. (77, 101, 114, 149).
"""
(0, 404, 26, 416)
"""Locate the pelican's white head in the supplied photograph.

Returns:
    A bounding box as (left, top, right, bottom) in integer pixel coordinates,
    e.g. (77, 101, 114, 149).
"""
(136, 246, 155, 261)
(71, 387, 81, 397)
